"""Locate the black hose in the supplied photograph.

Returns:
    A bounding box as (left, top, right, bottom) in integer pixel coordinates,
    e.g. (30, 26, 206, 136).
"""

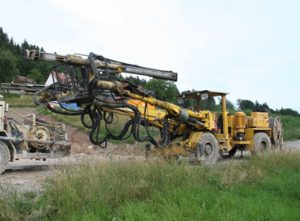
(80, 104, 94, 129)
(88, 107, 107, 148)
(105, 118, 133, 140)
(102, 103, 135, 141)
(82, 102, 165, 148)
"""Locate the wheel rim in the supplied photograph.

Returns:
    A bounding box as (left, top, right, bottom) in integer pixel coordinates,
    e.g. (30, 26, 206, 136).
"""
(204, 142, 213, 156)
(196, 133, 219, 166)
(30, 126, 51, 149)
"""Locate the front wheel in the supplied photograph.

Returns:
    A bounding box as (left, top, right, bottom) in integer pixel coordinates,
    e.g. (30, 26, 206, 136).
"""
(251, 132, 271, 155)
(197, 133, 219, 166)
(0, 141, 10, 174)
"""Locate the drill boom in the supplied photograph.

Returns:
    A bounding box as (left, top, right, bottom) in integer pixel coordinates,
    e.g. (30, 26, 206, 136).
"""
(26, 50, 177, 81)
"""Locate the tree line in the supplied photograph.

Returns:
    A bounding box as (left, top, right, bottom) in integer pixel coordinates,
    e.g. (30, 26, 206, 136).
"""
(237, 99, 300, 116)
(0, 27, 50, 83)
(0, 27, 299, 116)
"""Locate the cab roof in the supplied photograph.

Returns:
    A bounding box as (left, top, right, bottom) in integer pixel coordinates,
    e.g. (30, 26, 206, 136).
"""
(179, 90, 228, 99)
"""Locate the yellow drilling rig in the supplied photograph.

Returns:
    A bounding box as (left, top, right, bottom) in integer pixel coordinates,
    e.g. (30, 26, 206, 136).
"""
(22, 50, 283, 165)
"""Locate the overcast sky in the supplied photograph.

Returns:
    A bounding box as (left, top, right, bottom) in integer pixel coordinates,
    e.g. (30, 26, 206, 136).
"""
(1, 0, 299, 111)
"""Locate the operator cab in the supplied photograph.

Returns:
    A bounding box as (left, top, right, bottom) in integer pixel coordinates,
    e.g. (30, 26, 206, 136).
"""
(178, 90, 229, 132)
(178, 90, 228, 111)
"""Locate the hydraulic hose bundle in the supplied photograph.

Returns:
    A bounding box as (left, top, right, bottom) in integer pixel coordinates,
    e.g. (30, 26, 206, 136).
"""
(33, 69, 170, 148)
(27, 49, 185, 149)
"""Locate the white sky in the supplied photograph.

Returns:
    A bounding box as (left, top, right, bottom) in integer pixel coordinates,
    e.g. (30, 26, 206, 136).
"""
(0, 0, 299, 111)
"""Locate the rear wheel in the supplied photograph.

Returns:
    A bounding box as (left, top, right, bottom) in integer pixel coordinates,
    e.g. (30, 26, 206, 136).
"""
(0, 141, 10, 174)
(29, 125, 52, 150)
(197, 133, 219, 166)
(269, 117, 283, 150)
(251, 132, 271, 155)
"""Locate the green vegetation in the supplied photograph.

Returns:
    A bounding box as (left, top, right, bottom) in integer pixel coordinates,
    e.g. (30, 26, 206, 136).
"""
(2, 93, 35, 107)
(37, 106, 90, 133)
(0, 27, 50, 84)
(281, 115, 300, 140)
(273, 108, 300, 117)
(237, 99, 300, 117)
(144, 79, 179, 104)
(0, 152, 300, 221)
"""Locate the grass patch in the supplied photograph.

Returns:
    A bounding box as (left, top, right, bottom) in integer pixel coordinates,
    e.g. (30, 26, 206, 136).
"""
(281, 115, 300, 140)
(37, 106, 90, 133)
(0, 188, 36, 221)
(2, 93, 35, 107)
(1, 152, 300, 221)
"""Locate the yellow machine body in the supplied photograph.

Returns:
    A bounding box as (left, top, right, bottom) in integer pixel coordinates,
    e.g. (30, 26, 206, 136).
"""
(248, 112, 269, 128)
(234, 112, 247, 130)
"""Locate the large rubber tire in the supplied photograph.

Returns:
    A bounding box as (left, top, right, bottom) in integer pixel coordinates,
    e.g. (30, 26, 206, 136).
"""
(269, 117, 283, 150)
(197, 133, 219, 166)
(0, 141, 10, 174)
(251, 132, 271, 155)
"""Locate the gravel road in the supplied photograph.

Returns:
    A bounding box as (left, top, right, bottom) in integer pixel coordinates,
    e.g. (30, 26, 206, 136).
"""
(283, 140, 300, 151)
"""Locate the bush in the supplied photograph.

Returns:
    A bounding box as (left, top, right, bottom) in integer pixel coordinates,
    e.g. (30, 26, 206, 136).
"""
(281, 115, 300, 140)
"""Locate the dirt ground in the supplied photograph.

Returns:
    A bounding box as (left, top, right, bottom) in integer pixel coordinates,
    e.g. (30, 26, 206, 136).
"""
(1, 107, 300, 193)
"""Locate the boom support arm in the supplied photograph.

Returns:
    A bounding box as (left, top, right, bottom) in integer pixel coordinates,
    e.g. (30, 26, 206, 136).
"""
(95, 80, 209, 124)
